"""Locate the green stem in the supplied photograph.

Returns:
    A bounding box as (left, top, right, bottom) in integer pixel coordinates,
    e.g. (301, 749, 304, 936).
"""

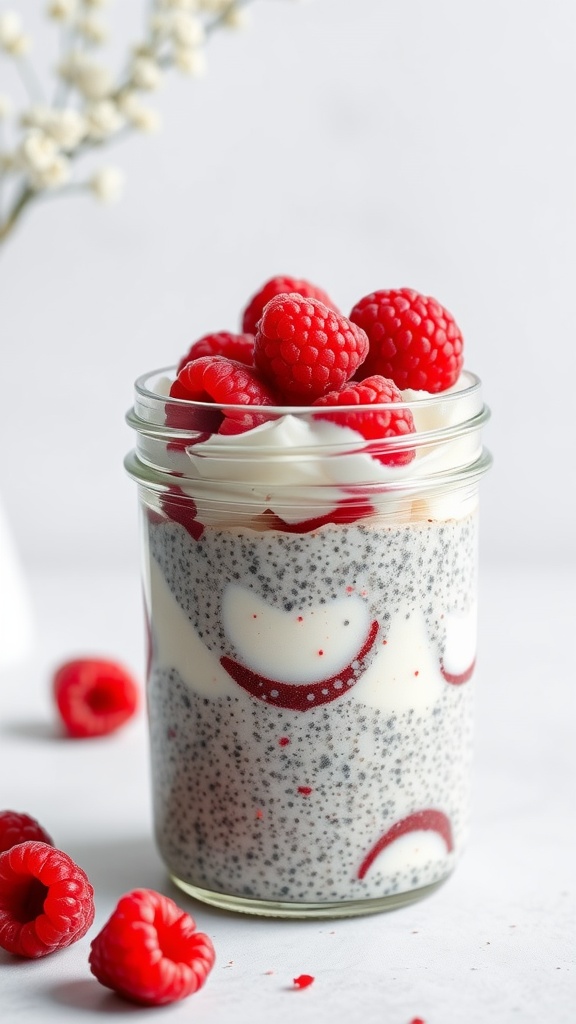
(0, 185, 36, 245)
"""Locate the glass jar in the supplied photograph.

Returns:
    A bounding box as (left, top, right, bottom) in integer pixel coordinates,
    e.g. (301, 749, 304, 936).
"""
(125, 368, 491, 918)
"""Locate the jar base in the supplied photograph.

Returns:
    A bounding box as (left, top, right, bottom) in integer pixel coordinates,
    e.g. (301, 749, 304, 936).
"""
(169, 872, 452, 919)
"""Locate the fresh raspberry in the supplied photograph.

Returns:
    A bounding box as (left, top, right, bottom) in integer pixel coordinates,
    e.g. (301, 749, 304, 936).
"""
(349, 287, 464, 392)
(313, 375, 416, 466)
(0, 811, 54, 855)
(53, 658, 139, 738)
(176, 355, 280, 435)
(166, 376, 224, 448)
(89, 888, 216, 1006)
(176, 331, 254, 373)
(242, 274, 339, 334)
(254, 293, 369, 403)
(0, 840, 94, 958)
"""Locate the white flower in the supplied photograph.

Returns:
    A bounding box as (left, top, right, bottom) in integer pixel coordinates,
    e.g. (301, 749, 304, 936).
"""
(223, 7, 249, 30)
(131, 56, 162, 91)
(22, 105, 87, 149)
(47, 108, 87, 149)
(170, 12, 205, 47)
(0, 12, 31, 55)
(118, 92, 160, 133)
(198, 0, 234, 11)
(0, 11, 21, 46)
(174, 46, 207, 77)
(84, 100, 123, 140)
(58, 52, 114, 100)
(0, 93, 13, 120)
(0, 149, 17, 172)
(90, 166, 124, 203)
(158, 0, 200, 11)
(77, 14, 108, 45)
(46, 0, 77, 21)
(17, 130, 71, 189)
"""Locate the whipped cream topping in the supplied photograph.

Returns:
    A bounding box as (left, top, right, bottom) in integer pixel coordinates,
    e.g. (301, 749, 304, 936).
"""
(130, 370, 489, 524)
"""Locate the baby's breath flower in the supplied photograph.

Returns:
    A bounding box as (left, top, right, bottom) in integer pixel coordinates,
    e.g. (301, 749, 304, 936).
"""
(58, 52, 114, 100)
(0, 11, 21, 47)
(17, 129, 71, 189)
(118, 92, 160, 133)
(169, 12, 205, 47)
(198, 0, 234, 12)
(0, 150, 18, 172)
(20, 105, 50, 129)
(77, 14, 108, 45)
(158, 0, 200, 11)
(0, 0, 271, 245)
(0, 93, 13, 120)
(173, 46, 207, 77)
(22, 105, 87, 149)
(17, 129, 58, 171)
(130, 55, 162, 91)
(84, 99, 123, 140)
(46, 0, 77, 21)
(90, 165, 124, 203)
(223, 7, 250, 29)
(48, 108, 87, 149)
(0, 11, 32, 57)
(149, 13, 171, 37)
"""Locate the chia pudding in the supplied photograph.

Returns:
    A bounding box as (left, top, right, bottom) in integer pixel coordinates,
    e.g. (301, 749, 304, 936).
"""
(143, 511, 478, 908)
(125, 283, 491, 915)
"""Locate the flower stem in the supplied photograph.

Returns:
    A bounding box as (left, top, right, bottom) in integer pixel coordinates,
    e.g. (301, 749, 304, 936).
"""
(0, 185, 36, 245)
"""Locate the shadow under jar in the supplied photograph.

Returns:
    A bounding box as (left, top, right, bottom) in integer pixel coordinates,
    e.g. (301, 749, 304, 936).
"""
(125, 368, 492, 918)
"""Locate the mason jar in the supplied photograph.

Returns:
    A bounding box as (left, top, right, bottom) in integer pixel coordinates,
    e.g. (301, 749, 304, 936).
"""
(125, 367, 491, 918)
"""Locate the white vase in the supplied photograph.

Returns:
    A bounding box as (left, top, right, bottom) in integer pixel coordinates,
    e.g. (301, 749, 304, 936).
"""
(0, 496, 34, 670)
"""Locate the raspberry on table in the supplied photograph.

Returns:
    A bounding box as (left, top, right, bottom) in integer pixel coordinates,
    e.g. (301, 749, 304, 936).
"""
(349, 287, 464, 392)
(89, 888, 216, 1006)
(53, 658, 139, 739)
(176, 355, 280, 434)
(176, 331, 255, 373)
(313, 375, 416, 466)
(0, 811, 54, 855)
(254, 293, 369, 403)
(241, 274, 339, 335)
(0, 840, 94, 958)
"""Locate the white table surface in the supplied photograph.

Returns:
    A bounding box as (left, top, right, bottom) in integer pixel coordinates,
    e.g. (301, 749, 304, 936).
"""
(1, 561, 574, 1024)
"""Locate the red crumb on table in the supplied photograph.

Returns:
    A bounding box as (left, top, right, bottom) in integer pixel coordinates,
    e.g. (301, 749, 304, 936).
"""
(255, 809, 264, 820)
(409, 1018, 426, 1024)
(278, 737, 290, 746)
(293, 974, 315, 989)
(297, 786, 313, 796)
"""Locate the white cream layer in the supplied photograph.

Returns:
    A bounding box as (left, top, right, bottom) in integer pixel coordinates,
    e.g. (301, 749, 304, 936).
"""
(149, 557, 476, 710)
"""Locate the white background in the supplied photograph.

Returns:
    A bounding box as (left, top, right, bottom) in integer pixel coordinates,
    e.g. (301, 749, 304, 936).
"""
(1, 4, 575, 1020)
(1, 0, 575, 573)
